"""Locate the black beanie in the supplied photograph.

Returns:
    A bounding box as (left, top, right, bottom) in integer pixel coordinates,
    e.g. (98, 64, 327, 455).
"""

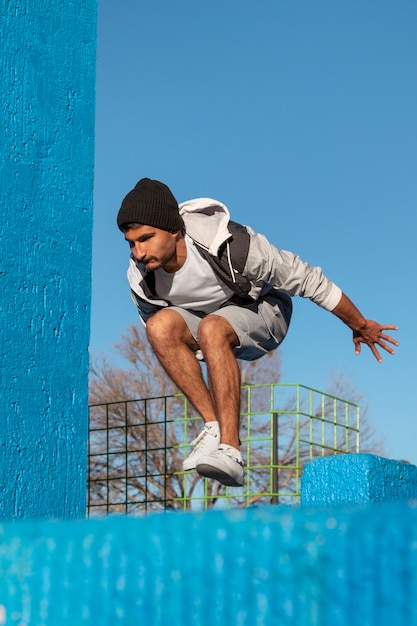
(117, 178, 184, 232)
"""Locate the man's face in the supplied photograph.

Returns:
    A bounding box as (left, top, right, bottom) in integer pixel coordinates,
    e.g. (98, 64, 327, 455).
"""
(124, 225, 181, 272)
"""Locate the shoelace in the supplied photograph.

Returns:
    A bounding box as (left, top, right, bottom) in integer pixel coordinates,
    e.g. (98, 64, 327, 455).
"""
(190, 427, 216, 447)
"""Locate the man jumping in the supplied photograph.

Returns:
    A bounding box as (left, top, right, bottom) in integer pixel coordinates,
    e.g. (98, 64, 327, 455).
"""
(117, 178, 398, 487)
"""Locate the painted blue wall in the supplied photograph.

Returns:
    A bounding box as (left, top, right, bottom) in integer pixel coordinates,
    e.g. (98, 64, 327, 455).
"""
(0, 502, 416, 625)
(0, 1, 97, 518)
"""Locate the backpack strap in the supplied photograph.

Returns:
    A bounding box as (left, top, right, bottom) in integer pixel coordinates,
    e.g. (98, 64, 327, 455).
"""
(193, 221, 254, 304)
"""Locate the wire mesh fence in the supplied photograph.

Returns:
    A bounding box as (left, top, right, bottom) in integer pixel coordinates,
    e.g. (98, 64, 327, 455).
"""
(87, 383, 360, 516)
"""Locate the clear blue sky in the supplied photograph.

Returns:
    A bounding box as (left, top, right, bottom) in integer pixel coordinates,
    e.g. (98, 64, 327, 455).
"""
(92, 1, 417, 464)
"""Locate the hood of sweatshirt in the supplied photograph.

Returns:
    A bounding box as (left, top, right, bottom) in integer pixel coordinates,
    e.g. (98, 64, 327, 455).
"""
(179, 198, 232, 256)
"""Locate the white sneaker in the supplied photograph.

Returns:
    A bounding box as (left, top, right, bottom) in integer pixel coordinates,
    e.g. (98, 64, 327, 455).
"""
(195, 445, 244, 487)
(182, 421, 220, 471)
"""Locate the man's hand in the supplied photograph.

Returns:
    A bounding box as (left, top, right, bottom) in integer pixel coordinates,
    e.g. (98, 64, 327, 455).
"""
(331, 293, 399, 362)
(352, 320, 399, 363)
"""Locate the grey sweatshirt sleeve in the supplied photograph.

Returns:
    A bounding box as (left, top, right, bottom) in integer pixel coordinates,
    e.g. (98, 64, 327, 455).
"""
(244, 229, 342, 311)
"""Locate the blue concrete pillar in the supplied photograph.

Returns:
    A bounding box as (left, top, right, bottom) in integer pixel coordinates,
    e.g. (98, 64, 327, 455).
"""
(0, 1, 97, 518)
(301, 453, 417, 507)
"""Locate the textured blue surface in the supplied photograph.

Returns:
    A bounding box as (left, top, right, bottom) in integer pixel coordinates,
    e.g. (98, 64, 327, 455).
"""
(301, 453, 417, 507)
(0, 502, 416, 625)
(0, 0, 97, 518)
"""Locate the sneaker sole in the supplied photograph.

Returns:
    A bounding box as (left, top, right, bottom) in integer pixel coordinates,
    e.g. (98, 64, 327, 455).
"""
(196, 463, 244, 487)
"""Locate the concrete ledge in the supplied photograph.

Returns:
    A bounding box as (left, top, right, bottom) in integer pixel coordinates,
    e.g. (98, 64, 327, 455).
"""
(301, 453, 417, 506)
(0, 501, 417, 625)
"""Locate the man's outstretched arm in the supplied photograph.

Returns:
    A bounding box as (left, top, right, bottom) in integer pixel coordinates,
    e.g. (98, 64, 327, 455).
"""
(331, 293, 399, 362)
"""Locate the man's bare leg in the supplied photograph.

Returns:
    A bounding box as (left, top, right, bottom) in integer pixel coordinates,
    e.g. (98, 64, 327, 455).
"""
(197, 315, 241, 449)
(193, 315, 244, 487)
(147, 310, 243, 485)
(145, 309, 217, 423)
(146, 310, 242, 449)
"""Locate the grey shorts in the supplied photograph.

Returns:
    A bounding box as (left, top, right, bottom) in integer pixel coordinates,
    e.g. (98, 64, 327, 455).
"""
(169, 292, 292, 362)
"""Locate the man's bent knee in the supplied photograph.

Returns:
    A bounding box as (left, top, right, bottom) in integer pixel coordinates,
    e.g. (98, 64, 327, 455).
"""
(198, 315, 239, 350)
(146, 309, 184, 339)
(146, 309, 197, 348)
